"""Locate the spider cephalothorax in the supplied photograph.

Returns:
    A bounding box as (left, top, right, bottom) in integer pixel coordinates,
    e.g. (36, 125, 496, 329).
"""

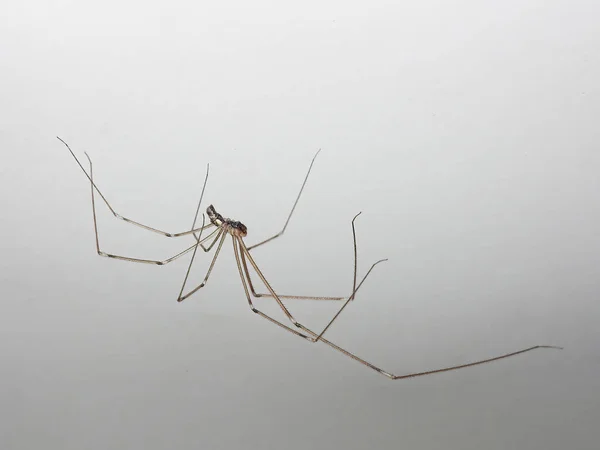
(207, 204, 247, 237)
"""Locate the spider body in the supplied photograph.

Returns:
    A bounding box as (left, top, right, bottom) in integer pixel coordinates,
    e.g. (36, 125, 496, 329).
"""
(207, 205, 247, 237)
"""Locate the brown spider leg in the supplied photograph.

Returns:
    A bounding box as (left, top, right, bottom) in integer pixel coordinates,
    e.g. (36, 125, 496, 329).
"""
(247, 149, 320, 251)
(232, 236, 313, 340)
(58, 136, 211, 238)
(239, 212, 364, 302)
(86, 152, 215, 265)
(195, 227, 222, 252)
(177, 224, 216, 302)
(314, 258, 388, 341)
(177, 230, 227, 302)
(237, 237, 562, 379)
(238, 237, 383, 329)
(384, 345, 563, 379)
(199, 229, 224, 253)
(190, 162, 210, 242)
(239, 249, 345, 301)
(236, 237, 297, 324)
(234, 237, 399, 377)
(349, 212, 360, 301)
(239, 236, 384, 334)
(245, 210, 387, 337)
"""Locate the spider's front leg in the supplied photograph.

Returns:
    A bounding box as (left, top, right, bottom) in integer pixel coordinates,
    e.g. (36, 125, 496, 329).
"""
(77, 146, 213, 265)
(177, 229, 227, 302)
(247, 149, 321, 252)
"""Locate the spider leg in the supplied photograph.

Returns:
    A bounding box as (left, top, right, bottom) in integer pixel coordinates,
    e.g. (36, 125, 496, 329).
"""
(313, 258, 387, 341)
(195, 227, 222, 252)
(245, 211, 388, 338)
(239, 249, 345, 301)
(239, 235, 384, 336)
(247, 149, 320, 251)
(85, 151, 214, 265)
(233, 235, 313, 340)
(240, 212, 366, 302)
(239, 235, 384, 330)
(177, 230, 227, 302)
(235, 236, 562, 379)
(190, 162, 210, 242)
(58, 136, 212, 238)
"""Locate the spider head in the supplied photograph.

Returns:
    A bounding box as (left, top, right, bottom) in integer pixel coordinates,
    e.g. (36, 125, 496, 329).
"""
(230, 220, 248, 237)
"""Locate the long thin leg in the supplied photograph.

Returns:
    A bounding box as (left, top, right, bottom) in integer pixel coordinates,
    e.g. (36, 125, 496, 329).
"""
(244, 211, 386, 336)
(177, 224, 213, 302)
(247, 149, 321, 251)
(314, 258, 387, 341)
(190, 162, 210, 241)
(236, 237, 562, 379)
(349, 212, 360, 301)
(86, 152, 215, 265)
(238, 238, 297, 324)
(196, 227, 223, 252)
(239, 236, 382, 328)
(233, 235, 314, 340)
(240, 235, 384, 333)
(240, 212, 364, 301)
(239, 249, 345, 301)
(58, 136, 212, 238)
(177, 230, 227, 302)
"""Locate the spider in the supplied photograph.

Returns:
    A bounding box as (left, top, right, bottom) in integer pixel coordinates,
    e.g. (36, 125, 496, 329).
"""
(57, 137, 561, 379)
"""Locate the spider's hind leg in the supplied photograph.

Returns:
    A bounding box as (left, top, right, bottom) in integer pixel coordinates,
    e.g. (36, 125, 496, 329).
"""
(58, 136, 212, 240)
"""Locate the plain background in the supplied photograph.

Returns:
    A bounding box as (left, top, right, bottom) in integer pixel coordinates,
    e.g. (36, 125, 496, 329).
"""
(1, 1, 599, 449)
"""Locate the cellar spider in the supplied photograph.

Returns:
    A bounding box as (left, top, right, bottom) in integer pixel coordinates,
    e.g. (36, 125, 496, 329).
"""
(57, 137, 561, 380)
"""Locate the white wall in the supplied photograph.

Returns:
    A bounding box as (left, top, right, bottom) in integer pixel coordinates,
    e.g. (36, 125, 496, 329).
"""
(1, 1, 599, 449)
